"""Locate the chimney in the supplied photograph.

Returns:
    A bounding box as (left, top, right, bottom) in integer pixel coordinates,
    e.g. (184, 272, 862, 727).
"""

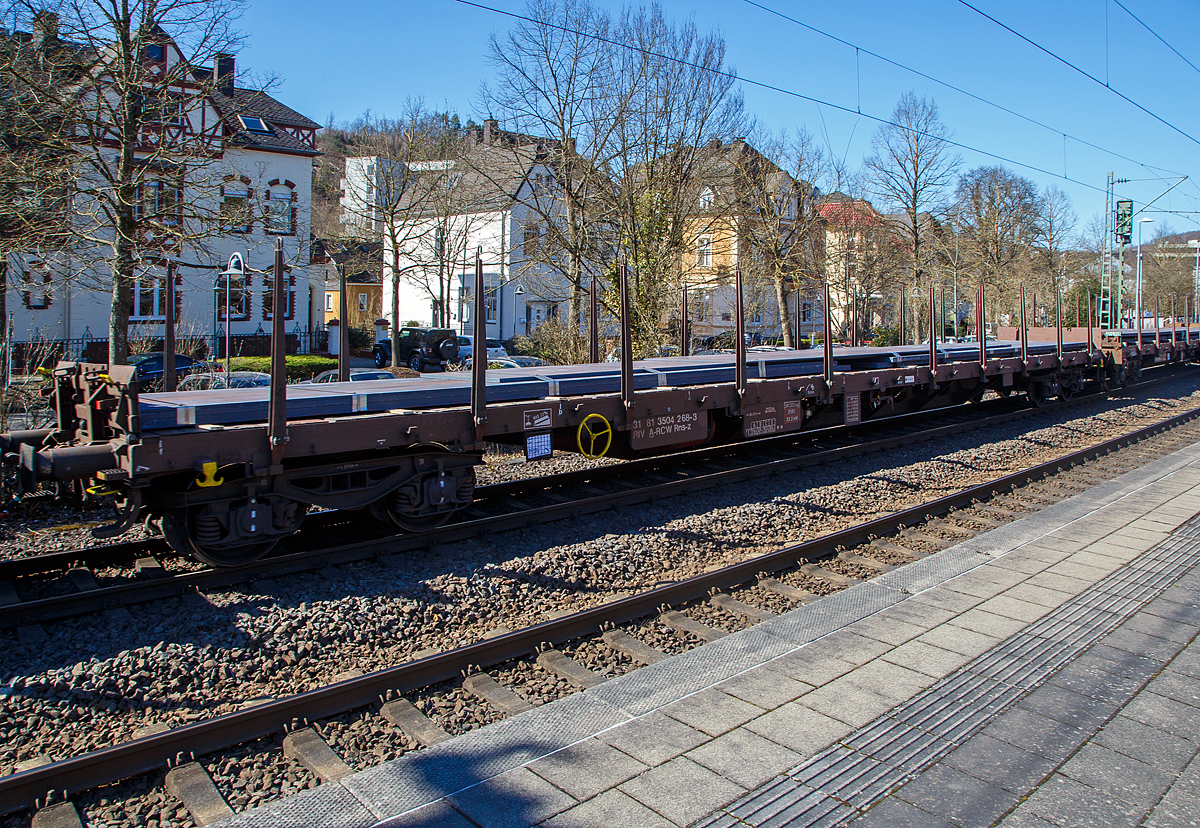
(32, 11, 58, 47)
(214, 53, 235, 94)
(484, 117, 499, 146)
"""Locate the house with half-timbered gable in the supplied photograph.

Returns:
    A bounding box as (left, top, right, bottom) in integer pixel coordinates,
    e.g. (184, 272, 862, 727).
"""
(3, 16, 322, 364)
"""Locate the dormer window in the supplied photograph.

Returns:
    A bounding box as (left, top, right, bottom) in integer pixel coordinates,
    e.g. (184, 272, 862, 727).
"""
(699, 187, 714, 210)
(238, 115, 271, 134)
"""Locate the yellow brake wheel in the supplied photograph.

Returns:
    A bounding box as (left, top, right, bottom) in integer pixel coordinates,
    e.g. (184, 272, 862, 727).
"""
(576, 413, 613, 459)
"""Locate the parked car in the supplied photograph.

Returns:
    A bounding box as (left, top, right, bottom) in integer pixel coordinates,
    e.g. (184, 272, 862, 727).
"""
(506, 355, 550, 367)
(453, 357, 521, 370)
(454, 335, 509, 362)
(125, 353, 204, 382)
(303, 369, 398, 384)
(177, 371, 271, 391)
(604, 345, 679, 362)
(373, 327, 459, 372)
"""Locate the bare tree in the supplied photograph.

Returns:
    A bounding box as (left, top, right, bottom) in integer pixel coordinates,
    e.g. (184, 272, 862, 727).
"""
(481, 0, 623, 330)
(606, 4, 747, 354)
(1032, 185, 1078, 298)
(734, 129, 832, 347)
(336, 104, 471, 363)
(952, 165, 1041, 318)
(482, 0, 746, 355)
(864, 93, 959, 297)
(7, 0, 247, 363)
(1, 11, 83, 354)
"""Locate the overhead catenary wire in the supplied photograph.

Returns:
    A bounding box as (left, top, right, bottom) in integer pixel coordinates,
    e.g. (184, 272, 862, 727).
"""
(956, 0, 1200, 149)
(454, 0, 1115, 196)
(743, 0, 1187, 182)
(1112, 0, 1200, 79)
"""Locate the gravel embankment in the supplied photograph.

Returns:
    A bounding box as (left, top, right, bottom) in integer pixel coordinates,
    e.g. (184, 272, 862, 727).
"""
(1, 379, 1199, 827)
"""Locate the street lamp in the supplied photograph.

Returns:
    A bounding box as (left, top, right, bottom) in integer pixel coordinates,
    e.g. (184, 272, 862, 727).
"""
(218, 252, 246, 377)
(1189, 240, 1200, 324)
(1136, 218, 1153, 333)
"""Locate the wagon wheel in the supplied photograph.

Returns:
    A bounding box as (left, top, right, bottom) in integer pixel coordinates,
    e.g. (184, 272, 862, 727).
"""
(160, 506, 278, 567)
(1026, 383, 1048, 409)
(374, 445, 473, 533)
(387, 505, 454, 533)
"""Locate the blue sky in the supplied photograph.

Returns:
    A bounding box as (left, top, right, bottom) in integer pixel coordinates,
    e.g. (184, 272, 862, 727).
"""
(236, 0, 1200, 239)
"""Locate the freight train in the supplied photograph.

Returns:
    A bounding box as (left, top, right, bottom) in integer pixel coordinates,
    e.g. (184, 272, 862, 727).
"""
(2, 295, 1196, 568)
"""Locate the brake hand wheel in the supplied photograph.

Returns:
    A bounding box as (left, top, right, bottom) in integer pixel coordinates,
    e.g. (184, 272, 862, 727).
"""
(576, 413, 613, 459)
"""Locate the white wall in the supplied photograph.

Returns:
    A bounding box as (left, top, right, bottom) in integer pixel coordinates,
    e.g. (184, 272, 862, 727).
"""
(5, 147, 319, 350)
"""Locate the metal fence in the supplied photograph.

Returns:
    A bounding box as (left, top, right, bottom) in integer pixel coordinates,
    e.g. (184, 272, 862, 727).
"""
(207, 325, 328, 358)
(3, 325, 330, 376)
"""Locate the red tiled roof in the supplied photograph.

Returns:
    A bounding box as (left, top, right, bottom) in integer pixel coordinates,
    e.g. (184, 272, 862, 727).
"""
(817, 199, 882, 227)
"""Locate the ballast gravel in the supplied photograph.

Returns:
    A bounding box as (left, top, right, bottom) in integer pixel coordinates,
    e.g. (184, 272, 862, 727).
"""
(2, 379, 1200, 827)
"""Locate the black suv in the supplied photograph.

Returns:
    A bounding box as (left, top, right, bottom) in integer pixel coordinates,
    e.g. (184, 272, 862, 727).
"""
(373, 327, 459, 372)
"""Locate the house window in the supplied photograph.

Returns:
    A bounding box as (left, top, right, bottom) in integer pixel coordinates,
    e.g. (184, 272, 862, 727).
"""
(751, 307, 763, 325)
(217, 276, 248, 320)
(221, 179, 252, 233)
(265, 184, 295, 235)
(693, 296, 709, 322)
(132, 274, 166, 320)
(434, 226, 445, 260)
(699, 187, 714, 210)
(802, 301, 813, 323)
(357, 293, 368, 313)
(144, 44, 164, 62)
(485, 291, 498, 322)
(262, 271, 296, 321)
(523, 223, 541, 257)
(21, 267, 52, 310)
(696, 236, 712, 268)
(139, 180, 181, 227)
(325, 293, 334, 312)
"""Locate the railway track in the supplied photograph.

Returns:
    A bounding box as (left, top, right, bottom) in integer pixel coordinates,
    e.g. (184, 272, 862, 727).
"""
(0, 372, 1182, 631)
(3, 382, 1200, 821)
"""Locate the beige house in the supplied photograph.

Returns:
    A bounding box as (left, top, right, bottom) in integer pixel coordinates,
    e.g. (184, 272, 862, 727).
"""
(679, 140, 822, 346)
(818, 196, 895, 342)
(312, 241, 384, 331)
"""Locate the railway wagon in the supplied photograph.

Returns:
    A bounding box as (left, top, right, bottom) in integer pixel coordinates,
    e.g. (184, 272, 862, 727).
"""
(2, 287, 1197, 568)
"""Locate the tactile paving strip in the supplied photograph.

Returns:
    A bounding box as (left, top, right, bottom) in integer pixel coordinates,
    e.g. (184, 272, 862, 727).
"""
(697, 523, 1200, 827)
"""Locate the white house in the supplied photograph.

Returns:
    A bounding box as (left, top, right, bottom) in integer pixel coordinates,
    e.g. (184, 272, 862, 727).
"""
(4, 23, 322, 360)
(381, 120, 571, 342)
(339, 156, 408, 239)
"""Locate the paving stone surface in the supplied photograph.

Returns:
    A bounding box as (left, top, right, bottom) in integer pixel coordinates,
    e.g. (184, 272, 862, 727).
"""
(212, 441, 1200, 828)
(617, 757, 746, 825)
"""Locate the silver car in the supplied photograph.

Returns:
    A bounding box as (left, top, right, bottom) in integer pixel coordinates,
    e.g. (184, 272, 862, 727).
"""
(177, 371, 272, 391)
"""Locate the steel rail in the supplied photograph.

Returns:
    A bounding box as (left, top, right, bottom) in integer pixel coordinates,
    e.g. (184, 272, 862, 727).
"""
(0, 392, 1083, 627)
(2, 402, 1198, 816)
(0, 371, 1190, 628)
(0, 394, 1014, 581)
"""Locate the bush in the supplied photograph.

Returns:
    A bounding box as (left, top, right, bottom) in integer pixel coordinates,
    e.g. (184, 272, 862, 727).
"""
(348, 326, 373, 350)
(228, 355, 338, 382)
(506, 335, 536, 356)
(871, 325, 900, 347)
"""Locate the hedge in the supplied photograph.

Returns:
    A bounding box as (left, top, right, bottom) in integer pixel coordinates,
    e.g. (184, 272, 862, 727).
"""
(227, 355, 338, 382)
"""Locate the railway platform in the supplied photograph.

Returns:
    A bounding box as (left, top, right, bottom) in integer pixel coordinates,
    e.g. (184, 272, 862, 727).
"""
(215, 438, 1200, 828)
